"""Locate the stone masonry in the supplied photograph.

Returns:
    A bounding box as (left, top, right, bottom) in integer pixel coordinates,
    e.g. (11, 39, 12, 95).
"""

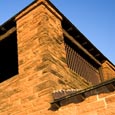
(0, 0, 115, 115)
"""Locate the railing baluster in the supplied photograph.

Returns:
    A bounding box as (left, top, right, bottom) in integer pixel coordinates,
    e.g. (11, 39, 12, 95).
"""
(64, 39, 100, 85)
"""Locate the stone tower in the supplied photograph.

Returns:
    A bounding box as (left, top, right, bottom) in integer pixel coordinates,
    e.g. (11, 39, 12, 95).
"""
(0, 0, 115, 114)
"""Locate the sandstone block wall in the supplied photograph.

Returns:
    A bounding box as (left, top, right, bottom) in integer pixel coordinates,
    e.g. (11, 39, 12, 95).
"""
(55, 87, 115, 115)
(0, 0, 89, 114)
(0, 0, 115, 115)
(102, 61, 115, 80)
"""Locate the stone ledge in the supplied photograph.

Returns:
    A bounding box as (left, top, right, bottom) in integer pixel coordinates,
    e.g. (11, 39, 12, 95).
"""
(50, 78, 115, 109)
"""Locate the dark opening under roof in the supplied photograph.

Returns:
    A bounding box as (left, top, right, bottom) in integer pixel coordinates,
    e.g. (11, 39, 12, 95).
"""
(0, 0, 114, 66)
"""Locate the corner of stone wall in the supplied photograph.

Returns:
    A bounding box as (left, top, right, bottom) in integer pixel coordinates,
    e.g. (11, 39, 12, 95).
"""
(102, 60, 115, 80)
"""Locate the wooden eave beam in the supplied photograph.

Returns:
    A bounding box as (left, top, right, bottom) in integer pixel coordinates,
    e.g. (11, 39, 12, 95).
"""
(82, 41, 87, 46)
(0, 26, 6, 32)
(67, 27, 73, 32)
(63, 29, 101, 66)
(95, 53, 100, 57)
(89, 48, 94, 52)
(0, 27, 16, 41)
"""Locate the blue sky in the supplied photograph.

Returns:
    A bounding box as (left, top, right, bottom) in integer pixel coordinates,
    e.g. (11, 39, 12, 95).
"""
(0, 0, 115, 64)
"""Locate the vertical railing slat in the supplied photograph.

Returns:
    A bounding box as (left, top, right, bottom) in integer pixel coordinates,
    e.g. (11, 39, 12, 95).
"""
(64, 39, 101, 85)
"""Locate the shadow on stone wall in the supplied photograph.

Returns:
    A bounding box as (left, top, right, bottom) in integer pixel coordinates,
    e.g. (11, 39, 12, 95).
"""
(49, 78, 115, 111)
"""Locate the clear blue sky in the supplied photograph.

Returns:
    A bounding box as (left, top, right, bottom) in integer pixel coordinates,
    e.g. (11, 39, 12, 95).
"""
(0, 0, 115, 64)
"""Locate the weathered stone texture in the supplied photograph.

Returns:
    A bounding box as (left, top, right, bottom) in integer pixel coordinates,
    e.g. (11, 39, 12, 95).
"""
(102, 61, 115, 80)
(55, 88, 115, 115)
(0, 0, 115, 115)
(0, 0, 89, 114)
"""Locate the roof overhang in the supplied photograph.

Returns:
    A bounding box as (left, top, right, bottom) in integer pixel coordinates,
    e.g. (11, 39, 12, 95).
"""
(0, 0, 114, 66)
(0, 17, 16, 41)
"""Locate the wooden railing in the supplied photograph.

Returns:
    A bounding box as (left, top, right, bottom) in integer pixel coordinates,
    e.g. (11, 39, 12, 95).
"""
(64, 38, 101, 85)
